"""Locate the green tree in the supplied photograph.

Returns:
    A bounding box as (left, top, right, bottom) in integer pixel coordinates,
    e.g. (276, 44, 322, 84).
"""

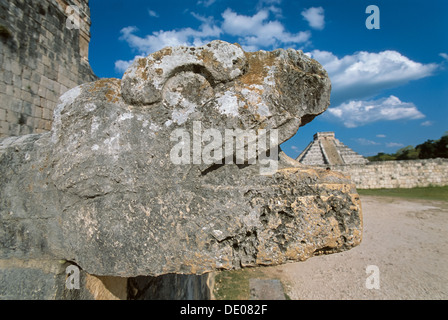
(417, 139, 436, 159)
(367, 152, 396, 162)
(367, 132, 448, 161)
(396, 145, 419, 160)
(435, 135, 448, 158)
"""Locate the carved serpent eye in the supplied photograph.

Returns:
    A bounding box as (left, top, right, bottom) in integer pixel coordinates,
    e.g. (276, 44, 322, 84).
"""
(165, 64, 217, 88)
(161, 64, 216, 112)
(162, 71, 215, 125)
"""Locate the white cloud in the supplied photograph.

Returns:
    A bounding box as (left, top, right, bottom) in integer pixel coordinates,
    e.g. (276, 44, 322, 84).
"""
(326, 95, 425, 128)
(221, 8, 310, 51)
(291, 145, 299, 151)
(376, 134, 386, 138)
(114, 54, 145, 73)
(116, 5, 311, 73)
(258, 0, 282, 5)
(309, 50, 438, 105)
(118, 7, 311, 58)
(421, 120, 434, 127)
(256, 0, 283, 17)
(301, 7, 325, 30)
(440, 53, 448, 61)
(148, 10, 159, 18)
(190, 12, 210, 23)
(197, 0, 216, 7)
(386, 142, 405, 148)
(355, 138, 380, 146)
(118, 16, 222, 56)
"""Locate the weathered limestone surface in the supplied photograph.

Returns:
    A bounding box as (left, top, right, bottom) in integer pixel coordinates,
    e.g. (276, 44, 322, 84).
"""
(0, 0, 97, 137)
(0, 41, 362, 282)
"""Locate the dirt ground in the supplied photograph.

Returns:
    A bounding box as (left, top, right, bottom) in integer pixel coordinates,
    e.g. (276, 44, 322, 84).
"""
(263, 195, 448, 300)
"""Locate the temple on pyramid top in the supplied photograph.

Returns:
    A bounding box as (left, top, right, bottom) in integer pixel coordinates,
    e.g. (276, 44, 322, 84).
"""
(296, 132, 369, 165)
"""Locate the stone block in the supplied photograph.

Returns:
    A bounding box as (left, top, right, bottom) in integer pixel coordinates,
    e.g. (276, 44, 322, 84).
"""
(21, 90, 33, 104)
(37, 119, 47, 130)
(0, 94, 12, 110)
(12, 99, 23, 114)
(41, 55, 51, 67)
(8, 108, 21, 124)
(42, 107, 51, 120)
(5, 84, 14, 96)
(31, 71, 42, 84)
(58, 74, 70, 88)
(40, 75, 54, 91)
(8, 123, 20, 135)
(0, 121, 9, 135)
(10, 60, 21, 75)
(22, 67, 32, 80)
(0, 267, 59, 299)
(46, 100, 56, 112)
(26, 116, 35, 127)
(33, 106, 43, 119)
(38, 86, 47, 98)
(44, 64, 58, 81)
(21, 78, 31, 91)
(12, 74, 22, 88)
(3, 59, 11, 72)
(0, 259, 97, 300)
(22, 102, 33, 116)
(45, 89, 57, 102)
(0, 82, 6, 95)
(3, 70, 13, 85)
(44, 120, 52, 130)
(53, 82, 61, 96)
(30, 81, 39, 95)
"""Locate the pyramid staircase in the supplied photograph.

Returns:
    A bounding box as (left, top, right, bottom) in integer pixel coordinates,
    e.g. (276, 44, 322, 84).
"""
(296, 132, 368, 166)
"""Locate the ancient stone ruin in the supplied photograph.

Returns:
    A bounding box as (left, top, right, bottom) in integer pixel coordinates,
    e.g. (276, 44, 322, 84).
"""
(0, 0, 97, 137)
(297, 132, 448, 190)
(0, 40, 363, 299)
(297, 132, 369, 166)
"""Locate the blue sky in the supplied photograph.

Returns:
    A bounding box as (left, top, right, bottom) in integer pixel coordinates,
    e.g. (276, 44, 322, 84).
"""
(88, 0, 448, 158)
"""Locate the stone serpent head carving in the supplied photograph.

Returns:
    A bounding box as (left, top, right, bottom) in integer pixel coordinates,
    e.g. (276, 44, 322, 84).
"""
(0, 41, 361, 277)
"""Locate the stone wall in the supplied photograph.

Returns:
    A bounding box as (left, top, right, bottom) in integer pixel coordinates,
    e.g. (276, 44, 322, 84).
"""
(0, 258, 214, 300)
(322, 158, 448, 189)
(0, 0, 97, 137)
(128, 273, 214, 300)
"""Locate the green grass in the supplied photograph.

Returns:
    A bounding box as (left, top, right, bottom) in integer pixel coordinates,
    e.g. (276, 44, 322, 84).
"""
(358, 185, 448, 201)
(213, 267, 289, 300)
(214, 268, 265, 300)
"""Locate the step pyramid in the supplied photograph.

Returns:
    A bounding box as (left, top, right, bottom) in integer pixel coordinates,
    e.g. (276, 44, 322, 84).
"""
(296, 132, 368, 165)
